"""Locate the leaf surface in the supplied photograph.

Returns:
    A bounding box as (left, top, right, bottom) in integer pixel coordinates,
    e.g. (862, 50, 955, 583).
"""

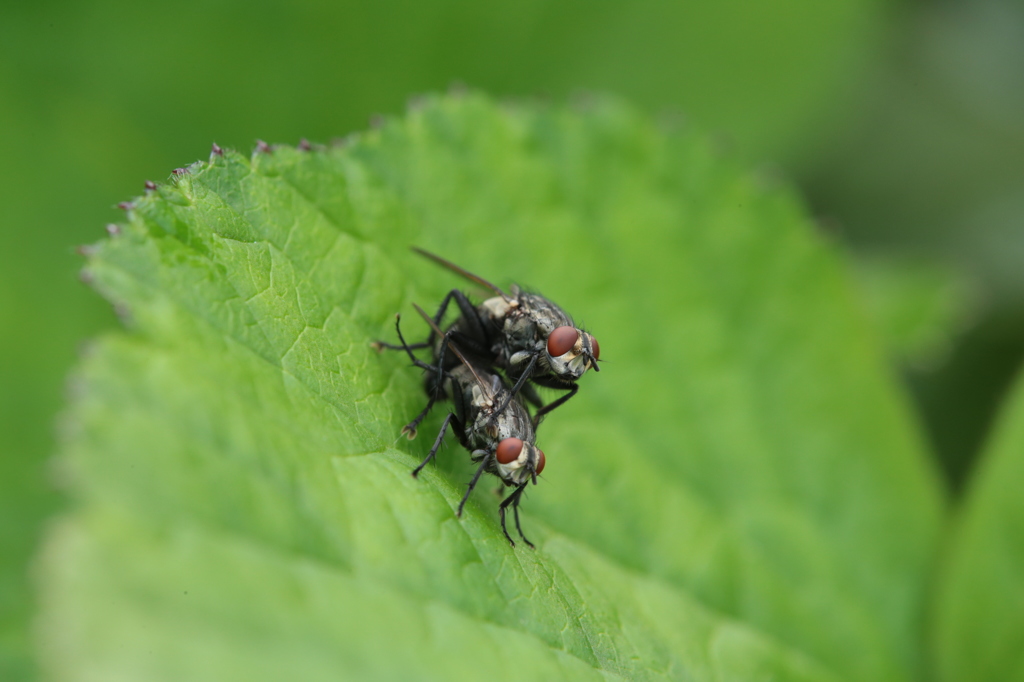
(934, 367, 1024, 682)
(852, 256, 975, 368)
(41, 94, 943, 681)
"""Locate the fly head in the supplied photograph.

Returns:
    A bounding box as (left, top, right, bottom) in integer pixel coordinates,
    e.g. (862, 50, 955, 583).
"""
(509, 292, 601, 383)
(544, 324, 600, 381)
(493, 436, 546, 486)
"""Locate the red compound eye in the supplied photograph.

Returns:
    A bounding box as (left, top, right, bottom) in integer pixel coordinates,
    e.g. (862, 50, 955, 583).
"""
(591, 337, 600, 361)
(496, 438, 524, 464)
(547, 326, 578, 357)
(536, 449, 546, 475)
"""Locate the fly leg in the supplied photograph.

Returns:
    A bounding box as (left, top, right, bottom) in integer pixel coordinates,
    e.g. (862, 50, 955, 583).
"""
(449, 289, 489, 348)
(409, 292, 489, 437)
(373, 290, 459, 351)
(412, 413, 453, 477)
(511, 486, 533, 549)
(530, 383, 578, 428)
(498, 482, 533, 548)
(373, 288, 483, 351)
(518, 383, 544, 410)
(431, 290, 492, 365)
(456, 455, 491, 517)
(372, 339, 430, 351)
(393, 314, 439, 373)
(491, 352, 539, 422)
(394, 315, 447, 438)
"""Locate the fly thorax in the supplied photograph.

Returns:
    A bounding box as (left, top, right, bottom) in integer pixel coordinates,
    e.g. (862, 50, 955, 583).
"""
(466, 409, 500, 444)
(502, 314, 543, 364)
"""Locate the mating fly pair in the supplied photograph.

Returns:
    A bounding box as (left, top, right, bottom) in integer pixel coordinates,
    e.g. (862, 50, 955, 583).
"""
(391, 248, 601, 438)
(378, 249, 601, 547)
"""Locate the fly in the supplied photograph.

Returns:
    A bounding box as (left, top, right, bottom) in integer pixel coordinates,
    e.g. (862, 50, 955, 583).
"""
(393, 304, 547, 548)
(377, 247, 600, 430)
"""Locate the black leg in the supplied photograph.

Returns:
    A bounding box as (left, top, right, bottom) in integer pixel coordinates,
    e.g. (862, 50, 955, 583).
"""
(412, 413, 452, 477)
(498, 482, 532, 548)
(410, 323, 494, 440)
(372, 338, 431, 352)
(427, 289, 487, 348)
(430, 290, 458, 330)
(380, 290, 463, 352)
(492, 352, 539, 420)
(457, 456, 490, 517)
(451, 289, 488, 347)
(519, 383, 544, 409)
(394, 315, 438, 374)
(419, 290, 459, 347)
(395, 315, 444, 438)
(377, 289, 490, 357)
(443, 329, 492, 359)
(428, 330, 451, 393)
(531, 383, 578, 427)
(375, 291, 457, 353)
(402, 333, 454, 438)
(402, 403, 433, 440)
(511, 485, 533, 549)
(435, 292, 493, 362)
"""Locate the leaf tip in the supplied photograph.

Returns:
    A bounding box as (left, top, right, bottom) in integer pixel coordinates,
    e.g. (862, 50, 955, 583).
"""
(210, 142, 224, 159)
(144, 180, 157, 191)
(105, 223, 121, 237)
(298, 138, 312, 151)
(255, 139, 272, 155)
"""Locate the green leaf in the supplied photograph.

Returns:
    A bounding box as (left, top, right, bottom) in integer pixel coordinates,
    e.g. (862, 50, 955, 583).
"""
(934, 368, 1024, 681)
(40, 93, 943, 681)
(851, 256, 976, 369)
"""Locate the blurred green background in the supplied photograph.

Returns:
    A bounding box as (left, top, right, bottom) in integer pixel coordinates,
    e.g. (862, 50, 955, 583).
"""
(1, 0, 1021, 678)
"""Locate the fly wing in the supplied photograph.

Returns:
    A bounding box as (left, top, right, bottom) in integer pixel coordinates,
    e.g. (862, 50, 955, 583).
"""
(411, 247, 510, 301)
(489, 374, 505, 397)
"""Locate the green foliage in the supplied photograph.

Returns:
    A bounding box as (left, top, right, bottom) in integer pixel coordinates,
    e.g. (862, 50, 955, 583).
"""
(42, 94, 945, 680)
(852, 256, 976, 369)
(0, 5, 889, 674)
(935, 368, 1024, 682)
